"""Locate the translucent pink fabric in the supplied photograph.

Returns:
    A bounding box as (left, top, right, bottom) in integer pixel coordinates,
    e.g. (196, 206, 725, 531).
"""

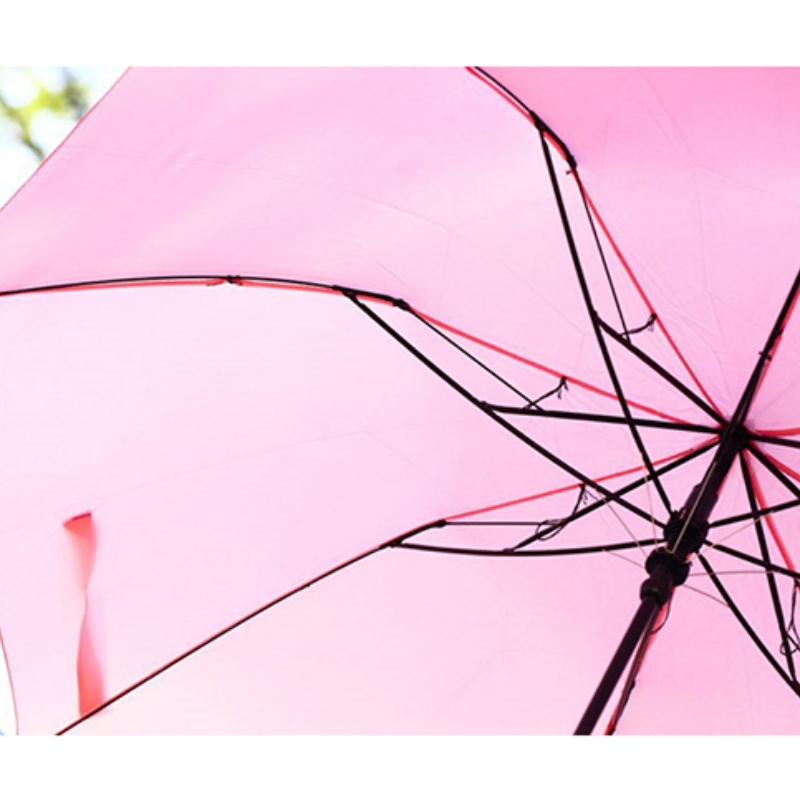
(1, 68, 799, 734)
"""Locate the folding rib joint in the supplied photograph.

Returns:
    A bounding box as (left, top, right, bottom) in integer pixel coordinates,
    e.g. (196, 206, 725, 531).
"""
(524, 376, 568, 410)
(601, 312, 658, 341)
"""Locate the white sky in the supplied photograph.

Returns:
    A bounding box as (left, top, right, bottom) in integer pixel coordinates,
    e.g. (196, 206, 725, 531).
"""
(0, 67, 125, 206)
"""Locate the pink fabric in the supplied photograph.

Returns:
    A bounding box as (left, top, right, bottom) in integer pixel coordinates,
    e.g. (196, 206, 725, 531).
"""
(0, 68, 799, 734)
(64, 512, 105, 716)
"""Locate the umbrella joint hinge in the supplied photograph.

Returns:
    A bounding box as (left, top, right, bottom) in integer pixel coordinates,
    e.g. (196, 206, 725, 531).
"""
(336, 285, 410, 311)
(623, 313, 657, 338)
(524, 377, 568, 410)
(642, 548, 690, 604)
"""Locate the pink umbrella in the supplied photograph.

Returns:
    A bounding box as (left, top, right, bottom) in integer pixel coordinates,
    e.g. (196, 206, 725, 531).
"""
(1, 67, 799, 735)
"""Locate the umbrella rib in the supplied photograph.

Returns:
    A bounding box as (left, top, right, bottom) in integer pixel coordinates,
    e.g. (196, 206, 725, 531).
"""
(55, 517, 449, 735)
(346, 292, 666, 528)
(414, 308, 693, 425)
(709, 497, 800, 529)
(739, 453, 797, 680)
(53, 529, 645, 734)
(696, 553, 800, 699)
(730, 266, 800, 430)
(395, 539, 650, 558)
(468, 67, 577, 168)
(746, 444, 800, 501)
(704, 541, 800, 582)
(569, 155, 646, 354)
(554, 132, 631, 344)
(597, 319, 726, 425)
(488, 404, 719, 434)
(0, 272, 408, 303)
(537, 126, 673, 515)
(573, 174, 723, 417)
(750, 432, 800, 450)
(0, 271, 693, 427)
(743, 455, 800, 659)
(405, 308, 540, 407)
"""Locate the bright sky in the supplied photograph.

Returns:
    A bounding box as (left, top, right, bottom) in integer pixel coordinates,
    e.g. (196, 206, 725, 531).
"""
(0, 67, 124, 206)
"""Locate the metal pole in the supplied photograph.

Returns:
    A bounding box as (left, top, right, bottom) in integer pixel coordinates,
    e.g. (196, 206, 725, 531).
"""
(573, 424, 745, 735)
(574, 592, 661, 735)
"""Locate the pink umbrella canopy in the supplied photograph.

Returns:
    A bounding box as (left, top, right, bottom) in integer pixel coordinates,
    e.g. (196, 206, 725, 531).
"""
(1, 67, 800, 734)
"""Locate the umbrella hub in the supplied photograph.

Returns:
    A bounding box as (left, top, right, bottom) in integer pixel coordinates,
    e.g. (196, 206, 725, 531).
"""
(641, 453, 742, 606)
(638, 419, 750, 610)
(640, 485, 715, 604)
(663, 503, 711, 559)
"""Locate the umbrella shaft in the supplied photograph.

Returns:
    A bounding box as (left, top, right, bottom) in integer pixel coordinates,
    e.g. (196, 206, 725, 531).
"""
(574, 593, 662, 735)
(573, 430, 744, 735)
